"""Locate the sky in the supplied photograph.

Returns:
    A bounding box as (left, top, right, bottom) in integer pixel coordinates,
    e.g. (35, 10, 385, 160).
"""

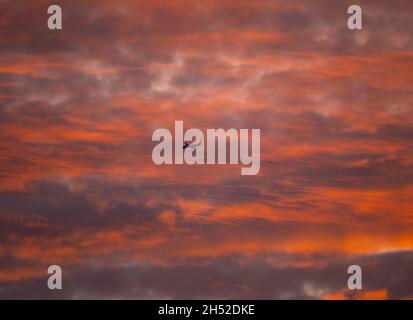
(0, 0, 413, 299)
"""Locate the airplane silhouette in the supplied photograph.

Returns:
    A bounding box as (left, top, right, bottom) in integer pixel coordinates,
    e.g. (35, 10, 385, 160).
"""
(183, 139, 203, 149)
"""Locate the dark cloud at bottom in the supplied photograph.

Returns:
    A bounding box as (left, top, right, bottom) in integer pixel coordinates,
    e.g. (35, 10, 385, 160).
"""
(1, 251, 412, 300)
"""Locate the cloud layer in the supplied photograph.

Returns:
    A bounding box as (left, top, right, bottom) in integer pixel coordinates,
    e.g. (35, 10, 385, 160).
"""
(0, 0, 413, 299)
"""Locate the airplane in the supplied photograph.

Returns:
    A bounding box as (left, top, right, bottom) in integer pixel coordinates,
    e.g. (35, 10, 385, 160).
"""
(183, 140, 203, 149)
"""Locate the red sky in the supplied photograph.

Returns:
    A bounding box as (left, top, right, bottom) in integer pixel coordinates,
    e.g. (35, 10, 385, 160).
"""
(0, 0, 413, 299)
